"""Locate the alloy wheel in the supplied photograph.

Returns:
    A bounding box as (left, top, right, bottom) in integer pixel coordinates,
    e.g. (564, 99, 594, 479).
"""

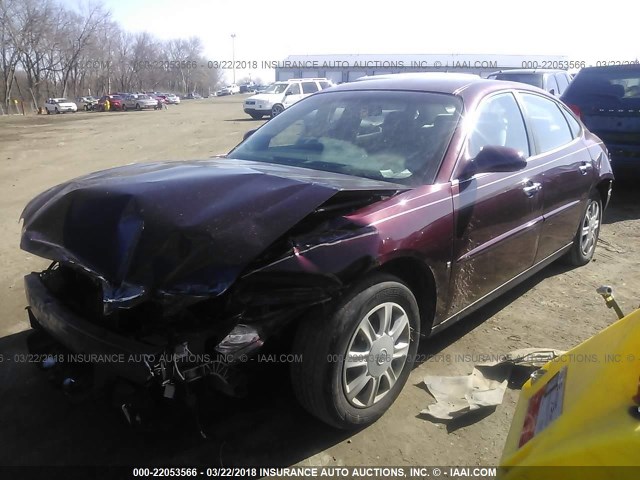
(342, 302, 411, 408)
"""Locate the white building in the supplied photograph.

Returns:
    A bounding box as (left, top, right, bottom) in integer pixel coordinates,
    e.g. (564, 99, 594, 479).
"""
(272, 54, 570, 83)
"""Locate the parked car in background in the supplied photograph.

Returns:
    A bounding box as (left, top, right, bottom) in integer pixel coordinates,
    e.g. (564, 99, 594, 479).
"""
(21, 73, 612, 430)
(215, 87, 231, 97)
(44, 98, 78, 114)
(254, 84, 268, 94)
(488, 69, 573, 96)
(561, 64, 640, 178)
(97, 94, 124, 111)
(184, 92, 202, 99)
(150, 94, 168, 104)
(239, 84, 255, 94)
(227, 84, 240, 95)
(122, 94, 157, 111)
(164, 94, 180, 104)
(76, 96, 98, 111)
(243, 78, 333, 119)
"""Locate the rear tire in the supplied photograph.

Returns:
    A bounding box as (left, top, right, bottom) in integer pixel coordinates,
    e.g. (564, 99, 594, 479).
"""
(122, 104, 127, 111)
(565, 193, 602, 266)
(291, 273, 420, 429)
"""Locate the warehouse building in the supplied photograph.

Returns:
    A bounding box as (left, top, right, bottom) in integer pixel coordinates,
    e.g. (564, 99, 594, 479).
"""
(272, 54, 570, 83)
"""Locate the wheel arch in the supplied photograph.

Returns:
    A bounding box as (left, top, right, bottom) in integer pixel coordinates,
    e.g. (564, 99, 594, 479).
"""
(376, 256, 437, 336)
(595, 178, 613, 210)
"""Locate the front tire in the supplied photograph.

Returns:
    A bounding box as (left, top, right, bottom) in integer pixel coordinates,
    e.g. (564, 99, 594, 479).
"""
(291, 274, 420, 429)
(565, 193, 602, 266)
(271, 104, 284, 117)
(249, 113, 263, 120)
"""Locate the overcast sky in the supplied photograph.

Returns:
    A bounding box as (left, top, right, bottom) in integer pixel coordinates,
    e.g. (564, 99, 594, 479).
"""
(77, 0, 640, 83)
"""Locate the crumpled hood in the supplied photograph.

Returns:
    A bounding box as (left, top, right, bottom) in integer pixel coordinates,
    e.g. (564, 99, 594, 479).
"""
(21, 158, 403, 310)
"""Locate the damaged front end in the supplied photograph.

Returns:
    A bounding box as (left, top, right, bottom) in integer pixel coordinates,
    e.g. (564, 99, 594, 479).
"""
(21, 159, 403, 419)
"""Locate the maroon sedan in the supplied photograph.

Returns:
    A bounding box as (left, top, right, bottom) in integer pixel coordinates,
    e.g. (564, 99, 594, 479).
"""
(20, 73, 613, 429)
(96, 94, 123, 111)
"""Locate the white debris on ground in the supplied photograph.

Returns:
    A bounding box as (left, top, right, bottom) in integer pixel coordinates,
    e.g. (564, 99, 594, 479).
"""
(421, 349, 565, 421)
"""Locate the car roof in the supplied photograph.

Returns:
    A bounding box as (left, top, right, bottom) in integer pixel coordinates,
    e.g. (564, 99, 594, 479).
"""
(328, 73, 481, 93)
(319, 72, 552, 105)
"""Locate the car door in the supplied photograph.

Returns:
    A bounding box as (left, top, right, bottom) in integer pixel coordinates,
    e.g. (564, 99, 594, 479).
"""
(282, 82, 303, 108)
(447, 92, 544, 316)
(516, 92, 595, 263)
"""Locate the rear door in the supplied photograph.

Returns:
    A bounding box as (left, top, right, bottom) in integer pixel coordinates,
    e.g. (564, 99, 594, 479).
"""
(517, 92, 594, 262)
(447, 92, 544, 316)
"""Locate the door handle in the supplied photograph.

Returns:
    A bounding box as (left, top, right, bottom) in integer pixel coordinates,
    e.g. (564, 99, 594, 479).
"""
(523, 181, 542, 197)
(579, 163, 592, 175)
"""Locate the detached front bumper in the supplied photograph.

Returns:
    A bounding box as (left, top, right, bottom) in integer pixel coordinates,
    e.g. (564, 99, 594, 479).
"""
(24, 273, 161, 385)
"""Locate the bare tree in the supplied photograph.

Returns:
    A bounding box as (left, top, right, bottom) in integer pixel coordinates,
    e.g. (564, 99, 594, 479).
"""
(0, 0, 220, 111)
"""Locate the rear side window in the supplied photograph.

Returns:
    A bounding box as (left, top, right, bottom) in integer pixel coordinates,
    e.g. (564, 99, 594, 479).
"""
(319, 81, 332, 89)
(301, 82, 319, 94)
(520, 93, 573, 153)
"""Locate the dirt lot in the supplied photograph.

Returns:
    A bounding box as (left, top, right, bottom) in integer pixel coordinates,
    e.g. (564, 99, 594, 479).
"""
(0, 97, 639, 468)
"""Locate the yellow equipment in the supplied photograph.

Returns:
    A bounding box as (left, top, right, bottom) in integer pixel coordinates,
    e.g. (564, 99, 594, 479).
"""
(500, 287, 640, 480)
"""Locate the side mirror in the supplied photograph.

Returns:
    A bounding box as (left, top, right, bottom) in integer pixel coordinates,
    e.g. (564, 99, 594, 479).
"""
(243, 129, 258, 141)
(465, 145, 527, 177)
(284, 90, 294, 96)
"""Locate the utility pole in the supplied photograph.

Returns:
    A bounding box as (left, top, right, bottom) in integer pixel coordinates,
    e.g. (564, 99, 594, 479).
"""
(231, 33, 236, 84)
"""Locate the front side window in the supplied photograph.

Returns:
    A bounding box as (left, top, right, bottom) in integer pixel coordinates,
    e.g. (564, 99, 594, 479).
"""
(229, 91, 463, 185)
(467, 93, 530, 158)
(287, 83, 301, 95)
(520, 93, 573, 153)
(546, 74, 559, 95)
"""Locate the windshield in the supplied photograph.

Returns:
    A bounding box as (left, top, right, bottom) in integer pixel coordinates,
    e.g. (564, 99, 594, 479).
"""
(228, 90, 462, 186)
(138, 95, 151, 100)
(58, 98, 71, 103)
(263, 83, 288, 94)
(492, 73, 544, 89)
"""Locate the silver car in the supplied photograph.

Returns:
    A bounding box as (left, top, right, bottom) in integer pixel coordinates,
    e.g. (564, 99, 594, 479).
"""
(122, 94, 157, 111)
